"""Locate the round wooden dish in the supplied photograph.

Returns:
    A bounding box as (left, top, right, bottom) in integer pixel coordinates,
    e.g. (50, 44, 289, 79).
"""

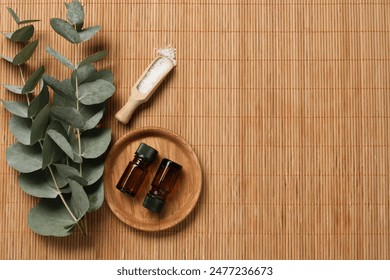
(104, 127, 202, 231)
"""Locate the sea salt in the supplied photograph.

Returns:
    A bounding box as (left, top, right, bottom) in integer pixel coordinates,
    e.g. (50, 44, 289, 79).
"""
(137, 47, 177, 95)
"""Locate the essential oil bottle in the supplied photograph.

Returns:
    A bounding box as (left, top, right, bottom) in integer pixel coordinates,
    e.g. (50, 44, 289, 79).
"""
(116, 142, 158, 196)
(143, 158, 182, 213)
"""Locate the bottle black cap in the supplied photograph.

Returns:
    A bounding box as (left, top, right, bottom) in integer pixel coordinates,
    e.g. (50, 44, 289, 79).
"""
(143, 194, 165, 213)
(135, 142, 158, 163)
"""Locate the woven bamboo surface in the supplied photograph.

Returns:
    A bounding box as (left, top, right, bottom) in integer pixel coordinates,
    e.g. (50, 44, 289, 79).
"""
(0, 0, 389, 260)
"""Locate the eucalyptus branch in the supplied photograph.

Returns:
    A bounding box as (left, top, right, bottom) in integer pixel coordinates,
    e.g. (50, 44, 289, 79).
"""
(18, 67, 84, 235)
(2, 1, 114, 237)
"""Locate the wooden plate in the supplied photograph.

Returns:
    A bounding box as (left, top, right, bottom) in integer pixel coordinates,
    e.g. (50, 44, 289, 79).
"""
(104, 127, 202, 231)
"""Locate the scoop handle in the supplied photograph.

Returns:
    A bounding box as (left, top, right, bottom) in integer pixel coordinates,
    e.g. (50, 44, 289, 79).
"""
(115, 97, 143, 124)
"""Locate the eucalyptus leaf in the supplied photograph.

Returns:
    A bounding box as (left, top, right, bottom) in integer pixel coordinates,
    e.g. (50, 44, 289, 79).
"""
(54, 164, 87, 186)
(84, 179, 103, 212)
(51, 106, 85, 129)
(50, 18, 80, 44)
(72, 64, 96, 87)
(6, 143, 42, 173)
(42, 133, 64, 169)
(22, 66, 45, 94)
(47, 121, 75, 160)
(9, 25, 34, 43)
(83, 159, 104, 185)
(53, 90, 76, 108)
(80, 128, 111, 158)
(1, 100, 28, 117)
(28, 197, 76, 237)
(7, 7, 20, 24)
(43, 74, 76, 101)
(2, 84, 34, 94)
(9, 115, 32, 145)
(12, 40, 39, 66)
(78, 79, 115, 105)
(18, 19, 41, 25)
(65, 1, 84, 26)
(61, 79, 75, 96)
(28, 82, 49, 117)
(82, 107, 105, 131)
(69, 180, 89, 219)
(51, 168, 68, 188)
(30, 104, 50, 145)
(19, 170, 60, 198)
(78, 25, 101, 43)
(83, 69, 114, 84)
(77, 51, 107, 68)
(46, 46, 75, 70)
(0, 54, 14, 63)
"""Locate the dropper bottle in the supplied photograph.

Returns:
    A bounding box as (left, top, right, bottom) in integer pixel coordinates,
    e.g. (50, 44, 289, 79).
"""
(116, 142, 158, 196)
(143, 158, 182, 213)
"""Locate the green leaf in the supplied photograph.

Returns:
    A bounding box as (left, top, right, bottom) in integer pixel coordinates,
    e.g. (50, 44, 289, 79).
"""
(84, 178, 103, 212)
(77, 51, 107, 68)
(1, 84, 32, 94)
(18, 19, 40, 25)
(52, 168, 68, 188)
(9, 25, 34, 43)
(47, 121, 75, 160)
(28, 82, 49, 117)
(82, 107, 105, 131)
(50, 18, 80, 44)
(51, 106, 85, 129)
(80, 128, 111, 159)
(6, 143, 42, 173)
(83, 69, 114, 84)
(0, 54, 14, 63)
(78, 79, 115, 105)
(22, 66, 45, 94)
(46, 46, 75, 70)
(54, 164, 88, 186)
(79, 25, 101, 43)
(43, 74, 76, 101)
(7, 7, 20, 24)
(19, 170, 60, 198)
(30, 104, 50, 145)
(69, 180, 89, 219)
(1, 100, 28, 117)
(28, 197, 75, 237)
(65, 1, 84, 26)
(12, 40, 38, 66)
(42, 133, 63, 169)
(83, 159, 104, 185)
(71, 64, 96, 87)
(9, 115, 32, 145)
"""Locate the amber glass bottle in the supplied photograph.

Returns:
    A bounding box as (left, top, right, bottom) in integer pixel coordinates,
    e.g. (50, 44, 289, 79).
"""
(116, 142, 158, 196)
(143, 158, 182, 213)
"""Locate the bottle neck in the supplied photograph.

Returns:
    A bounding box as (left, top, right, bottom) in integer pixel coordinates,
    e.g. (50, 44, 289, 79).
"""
(133, 156, 150, 168)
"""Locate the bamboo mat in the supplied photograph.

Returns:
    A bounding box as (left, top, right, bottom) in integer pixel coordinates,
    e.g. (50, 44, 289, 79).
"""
(0, 0, 389, 260)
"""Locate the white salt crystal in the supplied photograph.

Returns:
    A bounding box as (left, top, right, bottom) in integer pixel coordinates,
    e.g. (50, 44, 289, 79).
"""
(137, 47, 176, 95)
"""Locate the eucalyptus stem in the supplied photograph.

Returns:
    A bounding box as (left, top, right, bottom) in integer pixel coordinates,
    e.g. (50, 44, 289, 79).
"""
(18, 66, 30, 105)
(73, 33, 86, 233)
(48, 166, 86, 235)
(75, 76, 83, 175)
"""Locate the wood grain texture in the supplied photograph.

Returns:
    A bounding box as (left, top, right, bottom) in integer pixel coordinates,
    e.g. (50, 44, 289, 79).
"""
(0, 0, 389, 259)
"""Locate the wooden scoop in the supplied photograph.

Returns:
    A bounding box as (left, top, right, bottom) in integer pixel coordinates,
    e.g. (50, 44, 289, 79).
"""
(115, 48, 176, 124)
